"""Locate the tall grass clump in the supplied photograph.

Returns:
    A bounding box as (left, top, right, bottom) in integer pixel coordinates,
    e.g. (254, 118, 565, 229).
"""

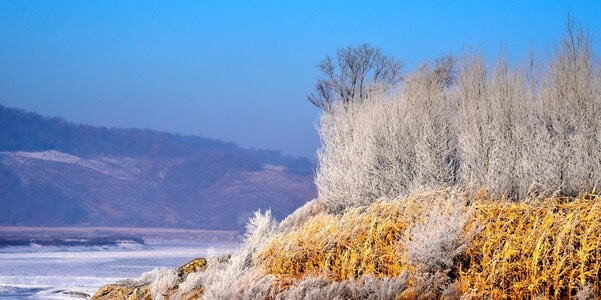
(250, 193, 601, 299)
(460, 194, 601, 299)
(259, 190, 471, 298)
(315, 17, 601, 212)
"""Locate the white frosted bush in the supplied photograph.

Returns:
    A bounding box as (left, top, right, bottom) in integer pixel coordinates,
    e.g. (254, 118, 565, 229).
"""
(231, 269, 278, 300)
(149, 269, 179, 300)
(576, 284, 595, 300)
(137, 267, 172, 285)
(275, 274, 409, 300)
(129, 267, 179, 300)
(315, 19, 601, 212)
(200, 209, 278, 299)
(406, 192, 471, 294)
(316, 63, 457, 212)
(177, 271, 204, 294)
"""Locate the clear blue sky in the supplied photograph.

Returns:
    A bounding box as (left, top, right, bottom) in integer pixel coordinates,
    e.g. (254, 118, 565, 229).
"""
(1, 1, 600, 159)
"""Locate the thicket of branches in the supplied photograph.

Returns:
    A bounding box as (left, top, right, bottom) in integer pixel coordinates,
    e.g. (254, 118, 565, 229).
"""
(308, 44, 403, 113)
(316, 17, 601, 211)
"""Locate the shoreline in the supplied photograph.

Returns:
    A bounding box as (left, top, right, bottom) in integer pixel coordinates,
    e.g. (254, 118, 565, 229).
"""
(0, 226, 242, 244)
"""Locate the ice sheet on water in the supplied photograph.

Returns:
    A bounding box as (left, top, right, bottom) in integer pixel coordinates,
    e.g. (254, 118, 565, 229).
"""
(0, 285, 95, 300)
(0, 242, 239, 299)
(0, 285, 47, 299)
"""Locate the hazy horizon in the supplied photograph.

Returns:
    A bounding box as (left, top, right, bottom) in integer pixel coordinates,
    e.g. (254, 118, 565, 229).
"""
(1, 1, 600, 158)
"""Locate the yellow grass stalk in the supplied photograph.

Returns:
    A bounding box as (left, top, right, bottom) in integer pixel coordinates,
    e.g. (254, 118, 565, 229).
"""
(460, 195, 601, 299)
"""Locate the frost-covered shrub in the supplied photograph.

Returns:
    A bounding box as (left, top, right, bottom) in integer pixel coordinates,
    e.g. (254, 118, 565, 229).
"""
(148, 269, 179, 300)
(131, 267, 179, 300)
(230, 269, 278, 300)
(315, 18, 601, 212)
(406, 192, 471, 295)
(137, 267, 173, 285)
(197, 209, 278, 299)
(315, 62, 461, 213)
(275, 274, 408, 300)
(177, 271, 204, 295)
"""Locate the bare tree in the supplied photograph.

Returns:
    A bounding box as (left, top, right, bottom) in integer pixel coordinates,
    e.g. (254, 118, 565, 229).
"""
(308, 44, 403, 112)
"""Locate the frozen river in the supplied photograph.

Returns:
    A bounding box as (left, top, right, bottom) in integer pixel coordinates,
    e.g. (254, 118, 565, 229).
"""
(0, 242, 239, 299)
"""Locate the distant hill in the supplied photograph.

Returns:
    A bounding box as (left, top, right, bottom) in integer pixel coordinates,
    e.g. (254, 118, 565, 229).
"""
(0, 104, 316, 230)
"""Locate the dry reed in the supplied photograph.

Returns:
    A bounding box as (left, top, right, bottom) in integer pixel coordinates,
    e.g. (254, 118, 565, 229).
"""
(460, 194, 601, 299)
(259, 193, 601, 299)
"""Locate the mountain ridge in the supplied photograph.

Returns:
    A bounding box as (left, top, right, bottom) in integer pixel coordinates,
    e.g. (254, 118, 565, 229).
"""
(0, 104, 317, 230)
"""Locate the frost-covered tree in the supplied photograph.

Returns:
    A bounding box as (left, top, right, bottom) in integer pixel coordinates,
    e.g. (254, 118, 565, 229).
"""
(308, 44, 403, 112)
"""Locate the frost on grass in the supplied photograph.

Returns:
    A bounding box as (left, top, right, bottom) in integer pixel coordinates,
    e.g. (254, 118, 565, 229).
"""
(576, 285, 595, 300)
(275, 275, 409, 300)
(178, 271, 204, 295)
(194, 209, 278, 299)
(149, 269, 179, 300)
(406, 192, 471, 295)
(121, 267, 179, 300)
(137, 267, 173, 285)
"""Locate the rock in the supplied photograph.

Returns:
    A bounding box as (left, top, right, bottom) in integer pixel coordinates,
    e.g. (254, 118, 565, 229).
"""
(92, 283, 150, 300)
(178, 258, 207, 277)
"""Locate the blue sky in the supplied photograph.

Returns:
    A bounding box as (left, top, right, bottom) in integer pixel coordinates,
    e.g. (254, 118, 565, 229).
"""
(1, 1, 600, 158)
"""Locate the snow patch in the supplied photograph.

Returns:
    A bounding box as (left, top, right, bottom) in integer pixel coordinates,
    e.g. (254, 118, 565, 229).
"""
(4, 150, 141, 180)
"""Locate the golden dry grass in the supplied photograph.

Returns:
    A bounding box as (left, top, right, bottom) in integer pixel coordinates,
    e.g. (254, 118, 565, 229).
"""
(261, 207, 400, 281)
(260, 198, 422, 282)
(460, 194, 601, 299)
(259, 191, 463, 284)
(258, 192, 601, 299)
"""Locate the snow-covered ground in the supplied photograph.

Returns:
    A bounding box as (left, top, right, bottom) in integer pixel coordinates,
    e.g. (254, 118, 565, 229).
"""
(0, 242, 239, 299)
(4, 150, 141, 180)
